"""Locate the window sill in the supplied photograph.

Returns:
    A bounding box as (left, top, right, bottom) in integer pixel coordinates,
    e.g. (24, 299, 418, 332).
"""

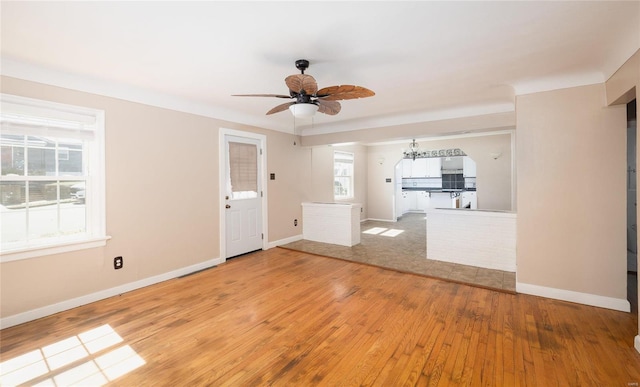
(1, 236, 112, 263)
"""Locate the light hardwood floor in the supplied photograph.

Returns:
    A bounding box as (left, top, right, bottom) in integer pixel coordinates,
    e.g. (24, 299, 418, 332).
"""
(1, 248, 639, 386)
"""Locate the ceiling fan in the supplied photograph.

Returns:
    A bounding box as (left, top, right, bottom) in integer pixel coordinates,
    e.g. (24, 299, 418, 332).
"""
(233, 59, 375, 118)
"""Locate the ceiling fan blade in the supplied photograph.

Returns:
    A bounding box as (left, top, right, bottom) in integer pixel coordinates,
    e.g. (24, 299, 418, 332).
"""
(317, 100, 341, 116)
(316, 85, 375, 101)
(285, 74, 318, 95)
(232, 93, 292, 99)
(266, 102, 295, 115)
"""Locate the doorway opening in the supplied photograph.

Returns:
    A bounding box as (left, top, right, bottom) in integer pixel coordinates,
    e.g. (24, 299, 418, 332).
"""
(627, 98, 637, 312)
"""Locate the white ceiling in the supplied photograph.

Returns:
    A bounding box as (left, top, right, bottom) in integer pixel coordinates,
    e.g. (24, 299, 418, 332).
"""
(1, 1, 639, 137)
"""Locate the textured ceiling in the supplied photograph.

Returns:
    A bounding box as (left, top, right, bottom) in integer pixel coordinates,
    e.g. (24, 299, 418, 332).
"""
(1, 1, 639, 136)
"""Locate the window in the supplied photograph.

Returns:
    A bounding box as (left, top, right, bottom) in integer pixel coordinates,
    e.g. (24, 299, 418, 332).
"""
(0, 94, 107, 261)
(334, 151, 354, 200)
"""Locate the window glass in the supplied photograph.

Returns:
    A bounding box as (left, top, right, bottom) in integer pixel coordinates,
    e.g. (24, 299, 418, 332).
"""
(1, 134, 25, 176)
(1, 181, 26, 244)
(334, 151, 354, 199)
(58, 138, 83, 176)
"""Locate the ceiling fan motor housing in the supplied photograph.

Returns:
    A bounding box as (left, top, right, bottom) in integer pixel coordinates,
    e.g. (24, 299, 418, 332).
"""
(295, 59, 310, 73)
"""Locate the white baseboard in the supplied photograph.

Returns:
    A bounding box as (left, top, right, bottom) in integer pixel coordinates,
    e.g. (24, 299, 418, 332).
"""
(516, 282, 631, 312)
(635, 335, 640, 354)
(365, 218, 396, 222)
(267, 234, 303, 249)
(0, 257, 224, 329)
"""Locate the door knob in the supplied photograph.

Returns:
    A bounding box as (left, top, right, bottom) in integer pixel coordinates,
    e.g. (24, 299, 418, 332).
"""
(225, 204, 231, 209)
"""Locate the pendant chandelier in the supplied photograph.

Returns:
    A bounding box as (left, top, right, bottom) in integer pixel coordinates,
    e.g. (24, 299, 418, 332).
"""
(404, 139, 421, 161)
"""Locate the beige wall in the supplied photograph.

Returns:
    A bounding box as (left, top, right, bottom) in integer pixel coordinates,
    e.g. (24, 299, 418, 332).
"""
(265, 135, 312, 241)
(0, 76, 310, 318)
(516, 83, 627, 299)
(305, 144, 368, 220)
(366, 134, 513, 220)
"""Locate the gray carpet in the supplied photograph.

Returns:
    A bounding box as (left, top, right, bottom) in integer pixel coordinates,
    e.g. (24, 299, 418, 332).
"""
(280, 212, 516, 293)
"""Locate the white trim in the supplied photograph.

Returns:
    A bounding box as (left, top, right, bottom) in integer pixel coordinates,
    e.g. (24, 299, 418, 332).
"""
(516, 282, 631, 312)
(365, 217, 397, 222)
(635, 335, 640, 354)
(511, 129, 517, 211)
(267, 234, 303, 249)
(218, 128, 268, 262)
(1, 236, 111, 262)
(0, 257, 223, 329)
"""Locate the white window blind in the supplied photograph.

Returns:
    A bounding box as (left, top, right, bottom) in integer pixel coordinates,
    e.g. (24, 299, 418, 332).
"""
(229, 141, 257, 194)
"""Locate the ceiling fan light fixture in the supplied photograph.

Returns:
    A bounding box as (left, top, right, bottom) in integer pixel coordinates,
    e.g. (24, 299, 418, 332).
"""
(289, 103, 318, 118)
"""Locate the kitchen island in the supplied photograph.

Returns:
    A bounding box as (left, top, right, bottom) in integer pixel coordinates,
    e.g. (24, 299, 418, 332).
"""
(425, 208, 516, 272)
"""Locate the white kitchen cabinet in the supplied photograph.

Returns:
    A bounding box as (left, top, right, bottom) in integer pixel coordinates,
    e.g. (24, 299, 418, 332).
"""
(403, 158, 441, 178)
(402, 159, 412, 177)
(416, 191, 430, 211)
(405, 191, 419, 211)
(463, 157, 476, 177)
(400, 191, 409, 214)
(411, 158, 427, 177)
(426, 158, 442, 177)
(461, 191, 477, 209)
(430, 192, 454, 209)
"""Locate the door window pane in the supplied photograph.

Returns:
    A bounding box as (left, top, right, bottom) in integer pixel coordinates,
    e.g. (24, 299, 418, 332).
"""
(229, 141, 257, 199)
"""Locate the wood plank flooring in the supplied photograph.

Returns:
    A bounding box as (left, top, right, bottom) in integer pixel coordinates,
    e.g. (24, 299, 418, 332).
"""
(1, 248, 640, 386)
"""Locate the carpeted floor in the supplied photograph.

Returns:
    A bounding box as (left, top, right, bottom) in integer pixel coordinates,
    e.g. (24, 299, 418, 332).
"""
(280, 212, 516, 293)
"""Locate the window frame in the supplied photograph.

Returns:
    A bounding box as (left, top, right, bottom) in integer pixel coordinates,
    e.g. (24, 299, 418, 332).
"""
(333, 150, 354, 200)
(0, 94, 109, 262)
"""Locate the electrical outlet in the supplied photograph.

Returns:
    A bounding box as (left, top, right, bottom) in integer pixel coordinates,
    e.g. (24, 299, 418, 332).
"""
(294, 219, 298, 226)
(114, 256, 123, 270)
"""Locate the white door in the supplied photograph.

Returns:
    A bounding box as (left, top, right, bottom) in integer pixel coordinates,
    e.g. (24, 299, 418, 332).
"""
(224, 135, 263, 258)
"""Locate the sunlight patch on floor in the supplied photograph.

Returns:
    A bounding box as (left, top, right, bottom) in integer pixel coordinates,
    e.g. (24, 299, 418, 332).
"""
(362, 227, 403, 237)
(0, 324, 145, 386)
(381, 229, 404, 237)
(362, 227, 387, 235)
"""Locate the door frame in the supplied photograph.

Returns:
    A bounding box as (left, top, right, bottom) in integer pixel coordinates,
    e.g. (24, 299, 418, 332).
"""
(219, 128, 268, 262)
